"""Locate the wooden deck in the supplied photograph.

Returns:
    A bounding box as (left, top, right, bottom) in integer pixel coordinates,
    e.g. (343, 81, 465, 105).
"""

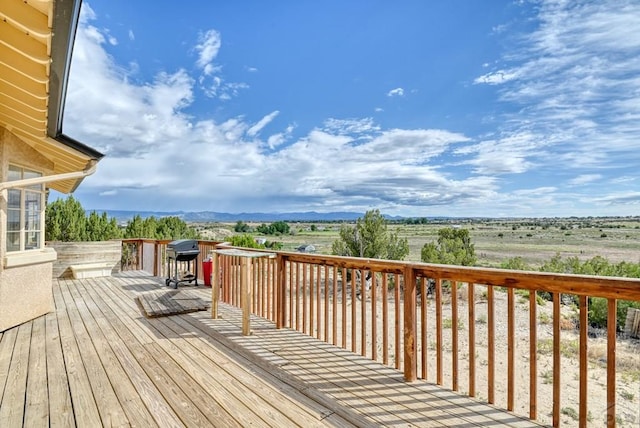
(0, 271, 543, 427)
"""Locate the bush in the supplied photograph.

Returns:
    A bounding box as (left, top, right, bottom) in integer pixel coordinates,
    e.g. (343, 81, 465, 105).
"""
(228, 234, 265, 249)
(589, 297, 640, 330)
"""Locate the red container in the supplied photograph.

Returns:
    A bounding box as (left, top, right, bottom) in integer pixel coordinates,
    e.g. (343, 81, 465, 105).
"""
(202, 259, 212, 287)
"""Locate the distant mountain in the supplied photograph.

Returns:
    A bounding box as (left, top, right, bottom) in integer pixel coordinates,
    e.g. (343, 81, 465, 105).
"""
(96, 209, 405, 222)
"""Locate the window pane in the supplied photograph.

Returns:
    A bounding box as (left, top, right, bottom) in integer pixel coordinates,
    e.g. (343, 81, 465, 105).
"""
(24, 170, 43, 190)
(8, 189, 21, 208)
(25, 191, 41, 210)
(25, 232, 40, 250)
(7, 210, 20, 231)
(6, 232, 20, 252)
(23, 169, 42, 180)
(8, 165, 20, 181)
(25, 212, 40, 231)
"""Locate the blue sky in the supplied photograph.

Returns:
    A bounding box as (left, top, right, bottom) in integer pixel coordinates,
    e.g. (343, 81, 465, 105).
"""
(60, 1, 640, 217)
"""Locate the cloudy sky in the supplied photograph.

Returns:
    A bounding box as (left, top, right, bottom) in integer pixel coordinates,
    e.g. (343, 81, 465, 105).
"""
(59, 0, 640, 218)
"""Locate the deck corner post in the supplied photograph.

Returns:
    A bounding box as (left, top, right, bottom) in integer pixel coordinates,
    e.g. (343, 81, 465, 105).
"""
(211, 252, 220, 319)
(403, 265, 417, 382)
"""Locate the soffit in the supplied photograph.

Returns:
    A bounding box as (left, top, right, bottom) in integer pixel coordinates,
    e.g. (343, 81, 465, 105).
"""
(0, 0, 101, 193)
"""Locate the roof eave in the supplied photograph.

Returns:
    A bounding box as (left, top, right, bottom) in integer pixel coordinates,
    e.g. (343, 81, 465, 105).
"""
(48, 0, 104, 162)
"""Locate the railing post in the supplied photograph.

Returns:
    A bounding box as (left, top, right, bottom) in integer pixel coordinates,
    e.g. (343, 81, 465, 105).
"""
(276, 254, 287, 329)
(211, 252, 220, 319)
(403, 265, 417, 382)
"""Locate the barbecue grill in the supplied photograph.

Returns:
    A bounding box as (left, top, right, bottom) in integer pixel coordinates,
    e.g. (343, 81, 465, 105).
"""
(165, 239, 200, 288)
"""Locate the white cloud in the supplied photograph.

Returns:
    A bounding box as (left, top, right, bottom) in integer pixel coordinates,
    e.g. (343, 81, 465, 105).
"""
(322, 118, 380, 136)
(128, 30, 135, 41)
(473, 69, 519, 85)
(190, 29, 247, 100)
(387, 87, 404, 97)
(195, 29, 222, 72)
(266, 124, 295, 150)
(568, 174, 602, 186)
(470, 0, 640, 188)
(590, 192, 640, 206)
(247, 111, 280, 137)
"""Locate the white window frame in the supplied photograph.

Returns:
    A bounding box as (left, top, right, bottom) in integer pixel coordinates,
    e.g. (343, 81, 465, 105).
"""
(6, 165, 45, 252)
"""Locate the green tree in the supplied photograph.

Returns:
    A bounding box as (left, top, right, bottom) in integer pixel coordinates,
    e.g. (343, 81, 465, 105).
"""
(123, 215, 199, 240)
(421, 227, 477, 266)
(46, 196, 121, 241)
(331, 209, 409, 260)
(234, 220, 250, 233)
(156, 216, 198, 240)
(45, 195, 87, 241)
(124, 215, 150, 239)
(271, 221, 290, 235)
(86, 211, 121, 241)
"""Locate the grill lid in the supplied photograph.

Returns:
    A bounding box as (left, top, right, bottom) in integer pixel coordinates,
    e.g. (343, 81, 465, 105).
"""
(167, 239, 199, 252)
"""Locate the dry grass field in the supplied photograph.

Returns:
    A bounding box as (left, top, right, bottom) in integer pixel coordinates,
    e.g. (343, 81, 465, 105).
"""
(198, 217, 640, 268)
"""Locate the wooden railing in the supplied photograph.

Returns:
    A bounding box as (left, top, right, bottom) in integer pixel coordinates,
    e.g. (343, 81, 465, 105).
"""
(122, 240, 640, 427)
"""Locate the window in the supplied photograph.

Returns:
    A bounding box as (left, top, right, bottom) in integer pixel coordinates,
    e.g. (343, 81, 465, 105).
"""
(6, 165, 44, 252)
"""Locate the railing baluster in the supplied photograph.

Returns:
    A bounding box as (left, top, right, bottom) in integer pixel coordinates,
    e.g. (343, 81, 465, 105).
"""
(382, 272, 389, 366)
(361, 269, 367, 357)
(316, 265, 322, 339)
(529, 290, 537, 420)
(309, 263, 315, 336)
(421, 277, 427, 379)
(553, 292, 561, 427)
(607, 299, 617, 428)
(507, 287, 515, 411)
(486, 285, 493, 402)
(342, 267, 347, 349)
(436, 278, 443, 385)
(469, 282, 476, 398)
(291, 261, 296, 329)
(325, 265, 330, 343)
(303, 263, 308, 334)
(579, 295, 588, 428)
(372, 270, 378, 362)
(332, 265, 337, 345)
(351, 268, 357, 353)
(452, 281, 459, 391)
(395, 273, 401, 371)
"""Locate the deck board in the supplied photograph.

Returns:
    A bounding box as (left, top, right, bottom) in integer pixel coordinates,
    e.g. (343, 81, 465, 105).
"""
(44, 310, 74, 427)
(24, 316, 48, 427)
(0, 271, 543, 427)
(0, 322, 30, 426)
